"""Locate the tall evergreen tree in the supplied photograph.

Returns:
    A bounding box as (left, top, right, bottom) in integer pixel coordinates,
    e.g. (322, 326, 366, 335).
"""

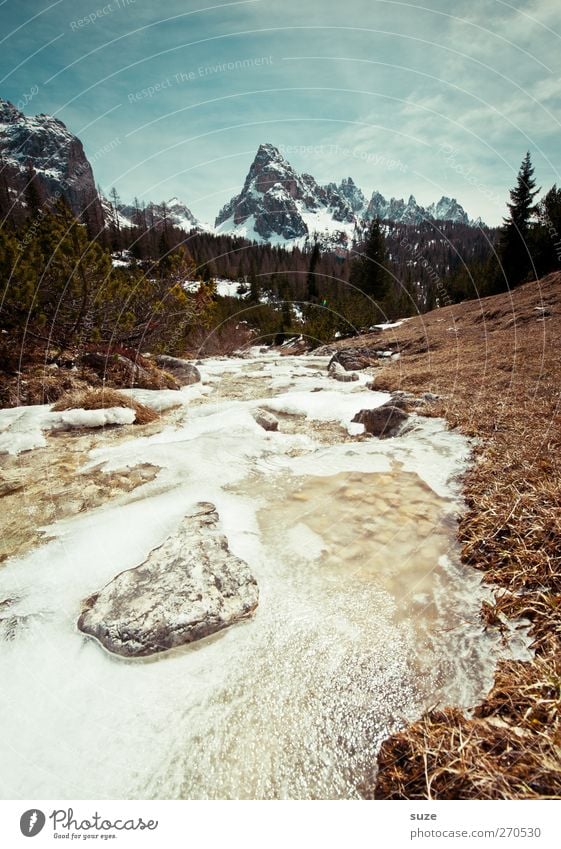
(109, 186, 122, 253)
(494, 152, 540, 291)
(349, 218, 391, 303)
(534, 184, 561, 276)
(24, 161, 43, 218)
(306, 240, 321, 302)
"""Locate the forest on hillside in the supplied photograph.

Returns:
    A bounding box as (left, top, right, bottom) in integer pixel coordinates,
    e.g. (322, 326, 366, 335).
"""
(1, 152, 560, 365)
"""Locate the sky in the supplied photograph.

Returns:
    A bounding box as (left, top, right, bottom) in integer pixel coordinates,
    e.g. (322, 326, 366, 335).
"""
(1, 0, 560, 226)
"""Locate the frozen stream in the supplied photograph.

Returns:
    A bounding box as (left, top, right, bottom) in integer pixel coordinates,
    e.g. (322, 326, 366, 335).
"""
(0, 350, 525, 799)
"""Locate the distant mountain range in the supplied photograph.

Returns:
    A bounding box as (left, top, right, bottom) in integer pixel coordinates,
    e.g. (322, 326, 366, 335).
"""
(0, 99, 479, 248)
(215, 143, 474, 247)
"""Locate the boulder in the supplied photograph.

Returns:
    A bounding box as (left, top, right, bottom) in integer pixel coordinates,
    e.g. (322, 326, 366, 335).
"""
(328, 346, 381, 371)
(383, 391, 420, 410)
(328, 362, 359, 382)
(154, 355, 201, 386)
(78, 503, 258, 658)
(313, 344, 338, 356)
(422, 391, 441, 403)
(352, 405, 408, 438)
(81, 352, 179, 390)
(253, 409, 279, 431)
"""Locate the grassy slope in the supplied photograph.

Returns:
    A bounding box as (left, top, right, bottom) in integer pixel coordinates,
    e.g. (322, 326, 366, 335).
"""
(349, 272, 561, 798)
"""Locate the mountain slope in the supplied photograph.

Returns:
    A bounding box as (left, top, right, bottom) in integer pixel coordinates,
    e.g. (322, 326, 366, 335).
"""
(0, 99, 103, 228)
(106, 197, 202, 232)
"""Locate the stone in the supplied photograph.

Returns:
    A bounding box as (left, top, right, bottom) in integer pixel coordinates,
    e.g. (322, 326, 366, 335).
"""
(77, 503, 259, 658)
(328, 346, 384, 371)
(253, 409, 279, 431)
(352, 405, 408, 438)
(154, 355, 201, 385)
(383, 396, 410, 410)
(0, 614, 28, 641)
(313, 344, 338, 356)
(328, 362, 359, 382)
(81, 352, 179, 390)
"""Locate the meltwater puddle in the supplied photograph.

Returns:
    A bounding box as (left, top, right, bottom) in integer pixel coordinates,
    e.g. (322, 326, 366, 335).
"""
(140, 466, 502, 800)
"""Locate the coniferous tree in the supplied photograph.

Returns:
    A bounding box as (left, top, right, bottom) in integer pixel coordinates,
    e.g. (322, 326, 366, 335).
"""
(534, 184, 561, 276)
(24, 161, 43, 218)
(349, 218, 391, 301)
(347, 218, 391, 326)
(306, 240, 321, 302)
(109, 186, 122, 253)
(248, 266, 260, 303)
(493, 152, 540, 291)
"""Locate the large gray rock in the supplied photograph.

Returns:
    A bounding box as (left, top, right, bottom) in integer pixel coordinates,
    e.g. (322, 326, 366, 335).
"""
(328, 347, 381, 371)
(328, 361, 359, 382)
(154, 355, 201, 385)
(78, 503, 258, 658)
(352, 405, 408, 438)
(253, 409, 279, 431)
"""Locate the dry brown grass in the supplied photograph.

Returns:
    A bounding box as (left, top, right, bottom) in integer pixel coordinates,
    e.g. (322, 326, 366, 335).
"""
(52, 388, 159, 425)
(371, 658, 561, 799)
(337, 272, 561, 799)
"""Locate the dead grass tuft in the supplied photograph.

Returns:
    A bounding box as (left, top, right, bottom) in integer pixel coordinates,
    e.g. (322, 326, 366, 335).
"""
(52, 388, 158, 425)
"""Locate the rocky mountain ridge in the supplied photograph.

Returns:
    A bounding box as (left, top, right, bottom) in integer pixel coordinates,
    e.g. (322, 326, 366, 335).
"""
(0, 99, 103, 229)
(0, 99, 477, 247)
(215, 143, 473, 246)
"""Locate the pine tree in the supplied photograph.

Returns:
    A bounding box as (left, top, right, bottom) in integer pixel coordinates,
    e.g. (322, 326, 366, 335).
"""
(348, 219, 391, 325)
(24, 161, 43, 218)
(494, 152, 540, 291)
(349, 219, 390, 299)
(306, 240, 321, 302)
(534, 184, 561, 275)
(248, 266, 260, 303)
(109, 186, 122, 253)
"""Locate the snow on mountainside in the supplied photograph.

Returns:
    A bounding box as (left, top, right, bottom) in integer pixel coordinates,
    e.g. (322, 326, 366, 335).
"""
(118, 197, 202, 231)
(215, 143, 476, 247)
(101, 195, 204, 233)
(0, 98, 103, 226)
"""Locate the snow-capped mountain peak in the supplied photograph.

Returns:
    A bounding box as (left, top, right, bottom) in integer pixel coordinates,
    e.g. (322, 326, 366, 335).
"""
(426, 196, 469, 224)
(215, 143, 360, 247)
(336, 177, 367, 215)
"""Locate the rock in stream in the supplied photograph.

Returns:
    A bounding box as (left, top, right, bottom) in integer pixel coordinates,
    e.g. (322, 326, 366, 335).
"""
(78, 503, 258, 658)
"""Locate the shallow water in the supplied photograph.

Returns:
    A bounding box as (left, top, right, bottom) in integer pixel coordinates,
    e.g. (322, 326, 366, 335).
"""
(0, 352, 518, 799)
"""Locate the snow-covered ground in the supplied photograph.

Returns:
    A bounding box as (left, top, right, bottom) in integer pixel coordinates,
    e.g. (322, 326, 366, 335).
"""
(0, 350, 528, 799)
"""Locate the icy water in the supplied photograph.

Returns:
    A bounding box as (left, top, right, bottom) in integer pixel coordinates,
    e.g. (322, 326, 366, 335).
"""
(0, 351, 523, 799)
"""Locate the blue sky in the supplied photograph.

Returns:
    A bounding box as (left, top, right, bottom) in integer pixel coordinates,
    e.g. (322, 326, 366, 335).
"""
(1, 0, 560, 225)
